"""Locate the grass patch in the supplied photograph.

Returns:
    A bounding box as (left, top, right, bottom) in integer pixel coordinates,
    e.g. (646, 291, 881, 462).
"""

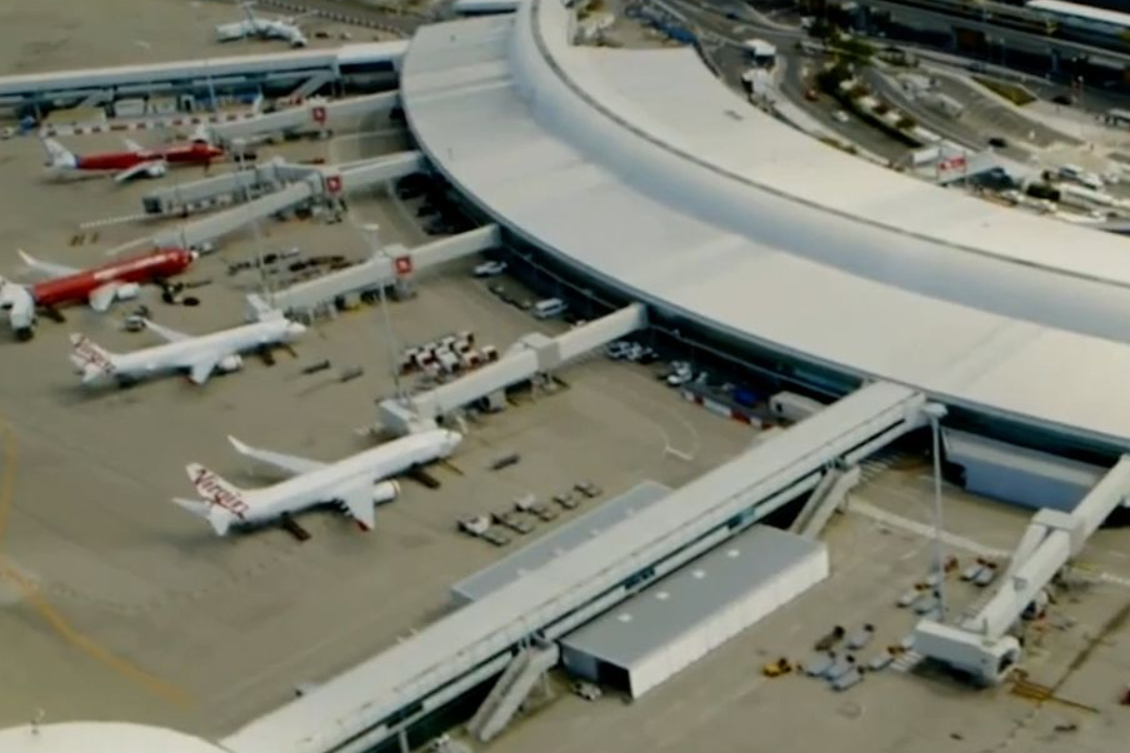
(973, 76, 1036, 106)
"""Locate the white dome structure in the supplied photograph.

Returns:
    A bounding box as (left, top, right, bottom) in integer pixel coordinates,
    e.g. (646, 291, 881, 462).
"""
(0, 722, 226, 753)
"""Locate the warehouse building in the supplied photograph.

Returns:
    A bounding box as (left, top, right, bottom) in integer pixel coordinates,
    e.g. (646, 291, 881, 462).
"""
(560, 525, 828, 698)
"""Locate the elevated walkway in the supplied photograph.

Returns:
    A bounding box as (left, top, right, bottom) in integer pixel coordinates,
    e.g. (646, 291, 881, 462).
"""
(251, 224, 499, 319)
(221, 381, 927, 753)
(377, 303, 647, 432)
(151, 152, 424, 250)
(207, 92, 400, 144)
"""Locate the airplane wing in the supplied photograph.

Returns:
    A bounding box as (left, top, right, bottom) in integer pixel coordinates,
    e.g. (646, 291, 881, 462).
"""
(17, 249, 79, 280)
(144, 319, 190, 343)
(228, 435, 327, 477)
(121, 137, 144, 154)
(333, 480, 375, 531)
(187, 355, 220, 385)
(88, 283, 122, 313)
(113, 159, 166, 183)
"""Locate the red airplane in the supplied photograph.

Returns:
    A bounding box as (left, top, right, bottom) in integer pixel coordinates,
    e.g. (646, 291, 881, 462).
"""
(43, 136, 225, 183)
(0, 248, 197, 340)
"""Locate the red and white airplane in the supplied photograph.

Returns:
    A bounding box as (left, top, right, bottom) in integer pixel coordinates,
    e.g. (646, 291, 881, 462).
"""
(0, 247, 197, 340)
(42, 136, 225, 183)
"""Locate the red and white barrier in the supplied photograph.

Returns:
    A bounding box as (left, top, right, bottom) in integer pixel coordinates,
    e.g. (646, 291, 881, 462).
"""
(681, 389, 761, 428)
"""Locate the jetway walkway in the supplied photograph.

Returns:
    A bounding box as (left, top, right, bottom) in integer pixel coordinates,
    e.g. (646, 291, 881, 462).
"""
(221, 381, 927, 753)
(207, 92, 400, 144)
(153, 179, 317, 250)
(142, 151, 423, 218)
(377, 304, 647, 433)
(150, 151, 424, 250)
(915, 455, 1130, 685)
(140, 157, 314, 217)
(467, 641, 558, 743)
(248, 225, 500, 319)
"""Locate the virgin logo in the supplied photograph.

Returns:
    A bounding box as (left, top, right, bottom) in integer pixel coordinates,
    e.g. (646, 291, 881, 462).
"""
(192, 469, 250, 518)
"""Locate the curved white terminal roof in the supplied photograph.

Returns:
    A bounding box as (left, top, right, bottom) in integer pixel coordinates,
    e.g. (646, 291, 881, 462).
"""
(0, 723, 225, 753)
(400, 0, 1130, 448)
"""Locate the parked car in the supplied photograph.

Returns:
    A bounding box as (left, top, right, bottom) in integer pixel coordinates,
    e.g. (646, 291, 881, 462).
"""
(458, 515, 491, 537)
(987, 135, 1008, 149)
(833, 110, 850, 124)
(571, 681, 603, 701)
(473, 260, 508, 277)
(605, 340, 633, 359)
(574, 480, 602, 498)
(667, 365, 694, 387)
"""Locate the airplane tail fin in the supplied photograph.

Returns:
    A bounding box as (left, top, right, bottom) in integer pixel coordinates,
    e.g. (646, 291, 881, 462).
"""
(68, 333, 117, 383)
(42, 138, 77, 169)
(172, 498, 235, 536)
(186, 463, 245, 498)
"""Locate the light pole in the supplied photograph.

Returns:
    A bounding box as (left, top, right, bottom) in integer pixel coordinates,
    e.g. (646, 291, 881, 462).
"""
(923, 402, 949, 619)
(361, 223, 404, 402)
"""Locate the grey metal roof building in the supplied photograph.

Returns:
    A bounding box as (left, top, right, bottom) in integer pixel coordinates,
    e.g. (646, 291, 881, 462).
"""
(561, 525, 828, 697)
(399, 0, 1130, 451)
(451, 481, 671, 604)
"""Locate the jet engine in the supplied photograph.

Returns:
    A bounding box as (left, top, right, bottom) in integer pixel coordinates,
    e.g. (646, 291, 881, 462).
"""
(372, 480, 400, 505)
(218, 354, 244, 373)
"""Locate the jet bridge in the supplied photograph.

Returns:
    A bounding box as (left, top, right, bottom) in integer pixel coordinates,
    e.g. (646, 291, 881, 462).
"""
(248, 225, 500, 319)
(141, 152, 423, 218)
(377, 303, 648, 433)
(140, 157, 312, 217)
(206, 92, 400, 144)
(150, 152, 425, 250)
(915, 455, 1130, 685)
(221, 381, 926, 753)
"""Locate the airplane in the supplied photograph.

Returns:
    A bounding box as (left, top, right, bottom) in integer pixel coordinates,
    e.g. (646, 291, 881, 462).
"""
(0, 248, 197, 341)
(173, 428, 463, 536)
(215, 2, 312, 47)
(69, 310, 307, 387)
(42, 136, 224, 183)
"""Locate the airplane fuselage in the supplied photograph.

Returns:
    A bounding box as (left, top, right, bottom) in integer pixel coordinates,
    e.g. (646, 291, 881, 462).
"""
(74, 142, 224, 172)
(32, 249, 195, 308)
(213, 430, 460, 527)
(82, 317, 303, 384)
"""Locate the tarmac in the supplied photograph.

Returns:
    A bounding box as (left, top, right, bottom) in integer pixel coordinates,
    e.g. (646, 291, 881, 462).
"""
(0, 0, 396, 80)
(0, 65, 754, 739)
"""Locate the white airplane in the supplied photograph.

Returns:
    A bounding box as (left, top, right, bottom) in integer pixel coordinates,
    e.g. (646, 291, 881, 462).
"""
(173, 429, 463, 536)
(69, 312, 306, 387)
(216, 2, 312, 47)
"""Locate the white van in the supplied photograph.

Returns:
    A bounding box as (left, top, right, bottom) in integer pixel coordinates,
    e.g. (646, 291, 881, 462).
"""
(532, 297, 567, 319)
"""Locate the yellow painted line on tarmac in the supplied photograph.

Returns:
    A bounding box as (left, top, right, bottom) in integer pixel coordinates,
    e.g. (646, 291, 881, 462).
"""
(0, 414, 191, 706)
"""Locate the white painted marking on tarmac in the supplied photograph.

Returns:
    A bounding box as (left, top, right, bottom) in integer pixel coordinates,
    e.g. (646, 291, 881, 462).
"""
(80, 212, 149, 230)
(848, 500, 1010, 559)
